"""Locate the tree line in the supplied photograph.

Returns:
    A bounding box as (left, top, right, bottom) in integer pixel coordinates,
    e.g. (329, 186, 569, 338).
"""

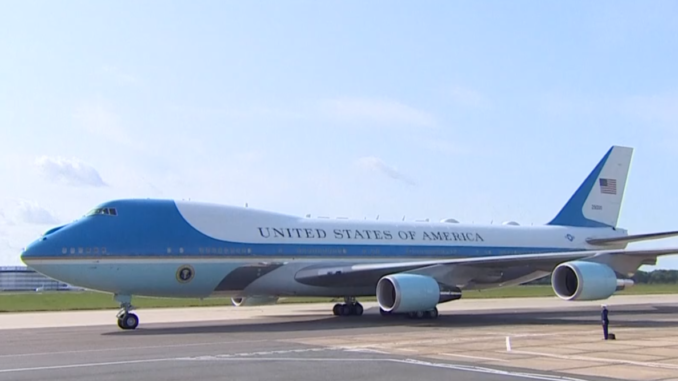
(525, 269, 678, 285)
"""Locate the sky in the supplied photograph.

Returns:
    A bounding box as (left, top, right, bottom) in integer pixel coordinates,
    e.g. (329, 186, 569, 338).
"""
(1, 1, 678, 270)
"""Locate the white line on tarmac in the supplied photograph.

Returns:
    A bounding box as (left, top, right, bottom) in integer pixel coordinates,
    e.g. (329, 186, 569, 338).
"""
(0, 358, 176, 374)
(390, 358, 591, 381)
(441, 352, 510, 362)
(509, 350, 678, 370)
(0, 339, 271, 359)
(185, 356, 594, 381)
(182, 357, 379, 362)
(0, 347, 593, 380)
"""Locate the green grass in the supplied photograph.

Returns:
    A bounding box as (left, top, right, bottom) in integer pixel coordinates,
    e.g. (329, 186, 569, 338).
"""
(0, 284, 676, 313)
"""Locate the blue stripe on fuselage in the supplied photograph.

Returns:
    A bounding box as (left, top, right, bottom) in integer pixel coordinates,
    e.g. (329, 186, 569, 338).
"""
(22, 199, 584, 261)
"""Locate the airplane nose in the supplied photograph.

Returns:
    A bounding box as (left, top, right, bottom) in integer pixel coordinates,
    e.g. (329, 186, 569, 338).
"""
(21, 247, 32, 266)
(21, 237, 47, 265)
(21, 243, 36, 264)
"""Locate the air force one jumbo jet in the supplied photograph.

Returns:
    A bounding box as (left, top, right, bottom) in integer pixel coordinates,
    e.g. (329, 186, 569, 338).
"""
(20, 146, 678, 330)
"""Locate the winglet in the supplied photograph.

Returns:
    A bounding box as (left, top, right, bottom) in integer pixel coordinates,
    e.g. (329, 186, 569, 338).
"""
(548, 146, 634, 228)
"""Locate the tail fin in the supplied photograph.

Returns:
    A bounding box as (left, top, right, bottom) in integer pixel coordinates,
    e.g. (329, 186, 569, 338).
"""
(547, 145, 634, 228)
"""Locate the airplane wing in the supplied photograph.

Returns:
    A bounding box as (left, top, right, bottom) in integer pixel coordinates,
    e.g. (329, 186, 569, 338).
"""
(293, 248, 678, 288)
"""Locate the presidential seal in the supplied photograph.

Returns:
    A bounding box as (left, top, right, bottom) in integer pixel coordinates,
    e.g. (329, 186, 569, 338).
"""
(176, 265, 195, 283)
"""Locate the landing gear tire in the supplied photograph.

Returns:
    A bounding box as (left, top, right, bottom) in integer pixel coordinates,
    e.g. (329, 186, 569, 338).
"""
(115, 294, 138, 330)
(117, 313, 139, 330)
(353, 303, 364, 316)
(407, 307, 439, 320)
(332, 302, 364, 317)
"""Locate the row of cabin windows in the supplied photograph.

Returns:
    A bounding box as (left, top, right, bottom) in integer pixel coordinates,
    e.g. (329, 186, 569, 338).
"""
(63, 247, 107, 254)
(61, 246, 527, 256)
(62, 247, 253, 255)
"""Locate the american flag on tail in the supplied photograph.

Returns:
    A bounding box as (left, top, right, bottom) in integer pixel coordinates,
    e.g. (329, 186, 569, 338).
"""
(599, 178, 617, 195)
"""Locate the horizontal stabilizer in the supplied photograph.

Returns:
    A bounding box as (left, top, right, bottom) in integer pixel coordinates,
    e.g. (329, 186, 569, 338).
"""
(587, 230, 678, 246)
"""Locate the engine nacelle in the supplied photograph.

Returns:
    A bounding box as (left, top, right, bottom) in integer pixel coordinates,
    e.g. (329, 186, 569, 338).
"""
(376, 273, 460, 313)
(551, 261, 634, 301)
(231, 296, 279, 307)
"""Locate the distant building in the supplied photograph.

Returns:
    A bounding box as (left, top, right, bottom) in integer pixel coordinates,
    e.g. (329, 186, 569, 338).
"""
(0, 266, 81, 292)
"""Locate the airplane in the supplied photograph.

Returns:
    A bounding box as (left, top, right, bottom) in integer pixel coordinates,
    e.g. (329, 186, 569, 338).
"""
(20, 145, 678, 330)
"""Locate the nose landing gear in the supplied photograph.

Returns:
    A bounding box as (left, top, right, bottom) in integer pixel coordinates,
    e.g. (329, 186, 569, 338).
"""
(115, 294, 139, 330)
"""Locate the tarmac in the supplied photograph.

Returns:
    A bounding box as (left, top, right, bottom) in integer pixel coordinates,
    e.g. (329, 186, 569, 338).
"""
(1, 294, 677, 381)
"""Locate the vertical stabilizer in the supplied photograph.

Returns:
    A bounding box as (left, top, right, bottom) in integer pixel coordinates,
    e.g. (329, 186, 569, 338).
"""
(548, 146, 633, 228)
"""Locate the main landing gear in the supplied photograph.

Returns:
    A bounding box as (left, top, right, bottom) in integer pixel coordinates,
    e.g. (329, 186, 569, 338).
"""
(115, 294, 139, 330)
(330, 296, 439, 319)
(407, 307, 439, 319)
(379, 307, 439, 319)
(332, 296, 364, 316)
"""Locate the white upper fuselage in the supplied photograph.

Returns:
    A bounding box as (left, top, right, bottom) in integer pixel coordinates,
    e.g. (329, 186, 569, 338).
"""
(172, 200, 629, 258)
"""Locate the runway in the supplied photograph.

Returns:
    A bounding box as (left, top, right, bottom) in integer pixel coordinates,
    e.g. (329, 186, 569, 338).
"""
(1, 295, 677, 381)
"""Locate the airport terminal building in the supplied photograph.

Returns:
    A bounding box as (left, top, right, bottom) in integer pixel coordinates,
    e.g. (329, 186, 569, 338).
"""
(0, 266, 75, 291)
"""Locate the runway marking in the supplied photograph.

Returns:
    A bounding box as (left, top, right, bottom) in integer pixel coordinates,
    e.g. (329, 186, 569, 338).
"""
(184, 347, 335, 359)
(397, 358, 592, 381)
(0, 339, 271, 359)
(0, 347, 594, 381)
(179, 352, 592, 380)
(182, 357, 380, 362)
(509, 350, 678, 370)
(441, 352, 510, 362)
(187, 355, 592, 381)
(342, 348, 391, 354)
(0, 358, 176, 374)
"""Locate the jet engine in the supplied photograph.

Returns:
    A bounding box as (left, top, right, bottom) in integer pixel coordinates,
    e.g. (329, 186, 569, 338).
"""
(551, 261, 634, 301)
(231, 296, 279, 307)
(376, 273, 460, 313)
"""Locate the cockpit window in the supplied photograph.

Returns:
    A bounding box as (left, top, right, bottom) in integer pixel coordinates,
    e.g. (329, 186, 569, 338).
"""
(86, 207, 118, 216)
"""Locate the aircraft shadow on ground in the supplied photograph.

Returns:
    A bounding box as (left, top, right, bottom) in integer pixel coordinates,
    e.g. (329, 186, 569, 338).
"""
(101, 303, 678, 336)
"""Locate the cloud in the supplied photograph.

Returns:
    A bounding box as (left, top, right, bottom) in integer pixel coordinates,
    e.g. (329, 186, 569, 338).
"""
(0, 199, 61, 226)
(0, 238, 22, 267)
(319, 97, 437, 127)
(12, 201, 61, 225)
(35, 156, 107, 187)
(355, 156, 416, 185)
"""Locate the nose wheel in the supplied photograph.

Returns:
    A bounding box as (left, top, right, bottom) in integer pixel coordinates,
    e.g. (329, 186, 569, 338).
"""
(114, 294, 139, 330)
(117, 312, 139, 330)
